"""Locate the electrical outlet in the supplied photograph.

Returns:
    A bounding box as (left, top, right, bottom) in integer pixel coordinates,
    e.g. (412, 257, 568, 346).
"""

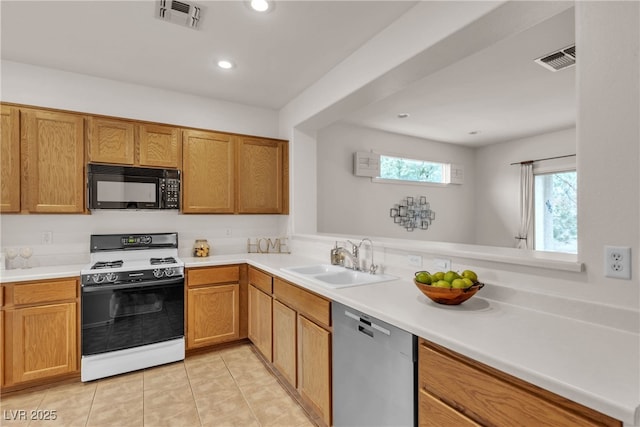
(225, 227, 232, 237)
(604, 246, 631, 279)
(41, 231, 53, 245)
(434, 257, 451, 271)
(408, 254, 422, 267)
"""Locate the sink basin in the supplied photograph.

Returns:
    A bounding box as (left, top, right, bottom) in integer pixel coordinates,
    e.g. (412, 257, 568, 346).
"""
(281, 264, 398, 289)
(284, 264, 344, 275)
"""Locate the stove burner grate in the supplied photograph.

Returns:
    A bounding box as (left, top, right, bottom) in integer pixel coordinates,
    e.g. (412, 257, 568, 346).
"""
(91, 260, 124, 269)
(150, 257, 177, 265)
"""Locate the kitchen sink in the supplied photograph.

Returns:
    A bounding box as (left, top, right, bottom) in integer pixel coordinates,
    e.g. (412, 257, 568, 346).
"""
(281, 264, 398, 289)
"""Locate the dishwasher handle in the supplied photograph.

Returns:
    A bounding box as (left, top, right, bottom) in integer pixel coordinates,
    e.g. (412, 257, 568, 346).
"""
(345, 310, 391, 336)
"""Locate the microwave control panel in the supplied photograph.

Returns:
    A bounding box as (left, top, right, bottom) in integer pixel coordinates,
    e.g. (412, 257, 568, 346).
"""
(163, 178, 180, 209)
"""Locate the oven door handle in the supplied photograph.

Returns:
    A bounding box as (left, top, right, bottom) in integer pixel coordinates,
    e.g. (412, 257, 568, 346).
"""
(82, 277, 184, 293)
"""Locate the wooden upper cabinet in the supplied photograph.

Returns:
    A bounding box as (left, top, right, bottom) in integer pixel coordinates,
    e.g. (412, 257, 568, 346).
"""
(1, 106, 21, 212)
(21, 109, 85, 213)
(87, 117, 135, 165)
(236, 137, 286, 214)
(139, 124, 181, 168)
(182, 129, 235, 213)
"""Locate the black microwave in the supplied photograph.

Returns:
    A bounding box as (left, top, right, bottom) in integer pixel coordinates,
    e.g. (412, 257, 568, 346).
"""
(87, 164, 180, 210)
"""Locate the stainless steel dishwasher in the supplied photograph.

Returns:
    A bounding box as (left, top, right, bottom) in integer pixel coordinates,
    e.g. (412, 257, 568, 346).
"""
(332, 301, 417, 427)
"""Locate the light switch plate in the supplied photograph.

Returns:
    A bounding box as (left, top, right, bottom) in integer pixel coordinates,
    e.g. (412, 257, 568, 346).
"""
(434, 257, 451, 271)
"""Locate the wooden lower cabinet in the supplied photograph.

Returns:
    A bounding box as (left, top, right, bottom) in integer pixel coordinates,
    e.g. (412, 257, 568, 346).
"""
(8, 303, 77, 384)
(248, 284, 273, 361)
(419, 389, 481, 427)
(187, 284, 240, 349)
(297, 314, 331, 425)
(272, 278, 332, 426)
(272, 299, 296, 386)
(418, 338, 621, 427)
(2, 278, 79, 389)
(186, 265, 242, 350)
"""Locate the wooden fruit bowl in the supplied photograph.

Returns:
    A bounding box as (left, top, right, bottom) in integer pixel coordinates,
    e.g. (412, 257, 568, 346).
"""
(414, 279, 484, 305)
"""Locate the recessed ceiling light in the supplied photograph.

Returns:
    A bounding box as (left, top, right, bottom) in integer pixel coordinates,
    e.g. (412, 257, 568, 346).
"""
(217, 60, 234, 69)
(397, 113, 410, 119)
(250, 0, 271, 12)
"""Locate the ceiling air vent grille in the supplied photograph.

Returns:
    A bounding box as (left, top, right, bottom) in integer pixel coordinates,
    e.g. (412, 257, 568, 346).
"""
(157, 0, 202, 29)
(535, 44, 576, 72)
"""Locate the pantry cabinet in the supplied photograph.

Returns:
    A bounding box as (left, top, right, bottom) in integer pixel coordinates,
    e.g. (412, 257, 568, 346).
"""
(236, 136, 287, 214)
(247, 267, 273, 361)
(21, 109, 85, 213)
(2, 278, 79, 388)
(0, 105, 20, 212)
(186, 265, 241, 349)
(182, 129, 235, 213)
(418, 338, 622, 427)
(273, 277, 332, 425)
(87, 117, 181, 168)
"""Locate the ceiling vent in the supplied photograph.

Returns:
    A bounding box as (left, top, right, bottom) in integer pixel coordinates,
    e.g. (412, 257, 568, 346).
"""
(157, 0, 201, 29)
(535, 44, 576, 72)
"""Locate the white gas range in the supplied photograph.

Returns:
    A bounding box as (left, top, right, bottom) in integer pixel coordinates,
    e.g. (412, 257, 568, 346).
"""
(80, 233, 185, 382)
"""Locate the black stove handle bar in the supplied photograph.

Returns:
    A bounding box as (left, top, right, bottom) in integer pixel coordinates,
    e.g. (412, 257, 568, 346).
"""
(82, 277, 184, 293)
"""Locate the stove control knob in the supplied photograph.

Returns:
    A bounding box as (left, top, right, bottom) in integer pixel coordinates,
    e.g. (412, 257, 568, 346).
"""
(164, 268, 175, 277)
(105, 273, 118, 283)
(92, 274, 105, 283)
(153, 268, 164, 278)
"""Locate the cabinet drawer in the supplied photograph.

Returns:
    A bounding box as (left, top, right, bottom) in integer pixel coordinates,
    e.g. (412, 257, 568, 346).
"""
(249, 267, 273, 294)
(419, 389, 480, 427)
(187, 265, 239, 287)
(10, 279, 77, 306)
(273, 278, 330, 328)
(419, 340, 618, 427)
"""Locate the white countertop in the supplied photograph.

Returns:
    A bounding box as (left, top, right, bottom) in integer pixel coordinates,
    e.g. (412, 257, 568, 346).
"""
(2, 254, 638, 425)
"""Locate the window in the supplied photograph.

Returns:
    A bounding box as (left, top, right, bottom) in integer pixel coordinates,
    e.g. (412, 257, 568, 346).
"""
(534, 170, 577, 253)
(377, 154, 445, 184)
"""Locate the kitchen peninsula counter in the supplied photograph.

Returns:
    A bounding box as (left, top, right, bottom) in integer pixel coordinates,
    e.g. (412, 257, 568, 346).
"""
(2, 253, 638, 425)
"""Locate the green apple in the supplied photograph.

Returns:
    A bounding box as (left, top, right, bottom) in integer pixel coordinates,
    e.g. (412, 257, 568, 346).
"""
(451, 278, 467, 289)
(432, 271, 445, 281)
(433, 280, 451, 288)
(444, 271, 461, 283)
(461, 270, 478, 282)
(461, 278, 474, 288)
(415, 271, 432, 284)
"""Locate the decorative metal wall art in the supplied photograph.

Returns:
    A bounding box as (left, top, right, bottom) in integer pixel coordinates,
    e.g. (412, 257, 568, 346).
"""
(389, 196, 435, 231)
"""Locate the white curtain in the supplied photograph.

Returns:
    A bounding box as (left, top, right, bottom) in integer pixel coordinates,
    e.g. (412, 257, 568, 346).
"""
(516, 162, 534, 249)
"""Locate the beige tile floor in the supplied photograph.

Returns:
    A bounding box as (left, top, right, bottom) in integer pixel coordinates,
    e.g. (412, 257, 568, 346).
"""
(0, 344, 315, 427)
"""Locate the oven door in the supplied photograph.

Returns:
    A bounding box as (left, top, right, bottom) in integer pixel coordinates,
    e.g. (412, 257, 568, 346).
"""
(81, 278, 184, 357)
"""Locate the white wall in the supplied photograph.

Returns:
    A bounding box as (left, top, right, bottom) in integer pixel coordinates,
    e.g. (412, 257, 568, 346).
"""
(576, 1, 639, 298)
(316, 123, 475, 242)
(0, 61, 280, 138)
(474, 127, 576, 247)
(283, 2, 639, 311)
(0, 61, 287, 264)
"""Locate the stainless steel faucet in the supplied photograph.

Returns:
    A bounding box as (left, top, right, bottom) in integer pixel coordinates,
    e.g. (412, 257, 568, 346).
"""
(330, 238, 378, 274)
(359, 238, 378, 274)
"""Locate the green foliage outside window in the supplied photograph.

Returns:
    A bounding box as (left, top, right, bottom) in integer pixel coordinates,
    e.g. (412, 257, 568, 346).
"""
(379, 155, 443, 183)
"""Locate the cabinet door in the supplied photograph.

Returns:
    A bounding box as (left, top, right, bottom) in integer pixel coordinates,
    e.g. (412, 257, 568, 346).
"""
(21, 110, 85, 213)
(236, 137, 284, 213)
(9, 303, 77, 384)
(0, 106, 20, 212)
(187, 284, 239, 349)
(87, 117, 135, 165)
(419, 389, 481, 427)
(248, 285, 273, 362)
(298, 315, 331, 425)
(182, 130, 234, 213)
(273, 300, 296, 386)
(139, 124, 181, 168)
